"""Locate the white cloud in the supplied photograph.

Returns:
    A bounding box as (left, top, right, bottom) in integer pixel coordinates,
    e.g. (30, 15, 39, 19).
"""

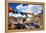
(9, 12, 13, 16)
(9, 12, 26, 18)
(16, 4, 23, 10)
(28, 4, 34, 10)
(16, 4, 42, 15)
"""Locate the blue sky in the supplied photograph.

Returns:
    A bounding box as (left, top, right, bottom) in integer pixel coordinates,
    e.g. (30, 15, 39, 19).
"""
(9, 3, 28, 11)
(9, 3, 42, 14)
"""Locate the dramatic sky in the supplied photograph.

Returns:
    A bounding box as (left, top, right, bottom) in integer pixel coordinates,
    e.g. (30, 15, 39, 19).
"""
(9, 3, 42, 14)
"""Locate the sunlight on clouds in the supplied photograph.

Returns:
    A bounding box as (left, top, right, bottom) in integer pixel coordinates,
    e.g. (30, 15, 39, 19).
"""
(16, 4, 42, 15)
(16, 4, 23, 10)
(9, 4, 42, 17)
(9, 12, 26, 17)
